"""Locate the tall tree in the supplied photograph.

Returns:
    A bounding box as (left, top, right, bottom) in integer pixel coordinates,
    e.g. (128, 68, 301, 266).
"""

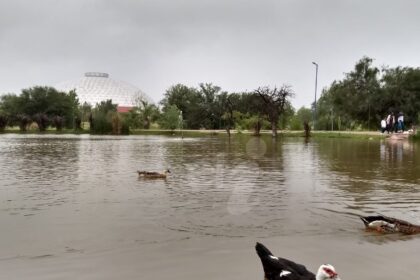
(381, 66, 420, 125)
(198, 83, 221, 129)
(79, 102, 92, 124)
(255, 85, 294, 137)
(139, 101, 159, 129)
(160, 84, 203, 129)
(317, 57, 381, 130)
(219, 92, 234, 136)
(346, 57, 380, 129)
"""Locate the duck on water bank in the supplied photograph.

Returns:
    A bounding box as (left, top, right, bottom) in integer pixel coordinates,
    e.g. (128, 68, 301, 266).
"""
(360, 215, 420, 234)
(137, 169, 171, 179)
(255, 242, 341, 280)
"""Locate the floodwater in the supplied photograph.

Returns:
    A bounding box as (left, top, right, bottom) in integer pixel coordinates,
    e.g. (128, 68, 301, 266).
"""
(0, 134, 419, 280)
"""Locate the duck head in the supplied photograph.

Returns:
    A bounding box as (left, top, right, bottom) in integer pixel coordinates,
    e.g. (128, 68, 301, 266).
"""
(316, 264, 340, 280)
(165, 169, 171, 174)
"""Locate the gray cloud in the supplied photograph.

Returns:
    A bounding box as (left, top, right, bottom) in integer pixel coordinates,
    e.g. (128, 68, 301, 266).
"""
(1, 0, 420, 108)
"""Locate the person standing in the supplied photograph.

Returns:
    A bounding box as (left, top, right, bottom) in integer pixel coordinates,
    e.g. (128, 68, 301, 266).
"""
(391, 112, 397, 133)
(386, 113, 392, 133)
(381, 118, 387, 133)
(381, 119, 389, 133)
(397, 112, 404, 132)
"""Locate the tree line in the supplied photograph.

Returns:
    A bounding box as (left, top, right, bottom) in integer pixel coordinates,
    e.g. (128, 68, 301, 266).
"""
(0, 83, 296, 135)
(0, 87, 79, 132)
(1, 56, 419, 134)
(0, 87, 130, 134)
(315, 57, 420, 131)
(157, 83, 295, 136)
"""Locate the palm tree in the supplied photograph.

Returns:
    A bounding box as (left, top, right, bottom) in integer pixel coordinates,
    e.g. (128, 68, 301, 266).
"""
(139, 101, 159, 129)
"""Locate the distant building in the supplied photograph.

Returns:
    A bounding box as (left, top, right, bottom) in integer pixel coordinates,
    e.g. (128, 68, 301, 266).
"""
(56, 72, 153, 112)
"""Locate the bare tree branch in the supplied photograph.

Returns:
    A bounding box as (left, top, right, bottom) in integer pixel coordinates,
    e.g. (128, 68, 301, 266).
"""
(254, 85, 294, 137)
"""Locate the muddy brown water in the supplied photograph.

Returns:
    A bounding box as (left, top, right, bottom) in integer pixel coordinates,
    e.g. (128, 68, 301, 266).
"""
(0, 134, 419, 279)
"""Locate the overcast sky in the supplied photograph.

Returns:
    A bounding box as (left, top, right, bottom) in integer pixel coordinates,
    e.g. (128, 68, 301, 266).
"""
(1, 0, 420, 108)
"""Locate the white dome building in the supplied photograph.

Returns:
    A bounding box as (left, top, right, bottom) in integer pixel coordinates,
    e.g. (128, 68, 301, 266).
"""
(56, 72, 153, 112)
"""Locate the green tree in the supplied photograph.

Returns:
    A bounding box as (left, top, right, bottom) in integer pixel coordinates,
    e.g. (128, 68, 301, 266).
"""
(289, 107, 312, 130)
(224, 92, 266, 134)
(79, 102, 92, 128)
(95, 99, 117, 114)
(346, 57, 380, 129)
(198, 83, 221, 129)
(161, 84, 203, 129)
(0, 87, 79, 131)
(159, 105, 181, 131)
(90, 100, 117, 134)
(279, 101, 295, 130)
(139, 101, 159, 129)
(110, 112, 129, 135)
(381, 67, 420, 126)
(125, 101, 160, 129)
(0, 94, 29, 130)
(22, 87, 79, 130)
(125, 109, 142, 129)
(317, 57, 380, 130)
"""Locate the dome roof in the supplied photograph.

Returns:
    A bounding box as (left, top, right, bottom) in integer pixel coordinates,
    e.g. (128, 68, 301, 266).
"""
(56, 72, 153, 107)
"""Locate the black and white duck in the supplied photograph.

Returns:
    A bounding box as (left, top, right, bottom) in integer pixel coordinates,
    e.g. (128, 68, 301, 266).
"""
(360, 215, 420, 234)
(255, 242, 341, 280)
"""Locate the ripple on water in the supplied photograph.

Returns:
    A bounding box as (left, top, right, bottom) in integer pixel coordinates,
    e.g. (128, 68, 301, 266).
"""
(0, 135, 419, 246)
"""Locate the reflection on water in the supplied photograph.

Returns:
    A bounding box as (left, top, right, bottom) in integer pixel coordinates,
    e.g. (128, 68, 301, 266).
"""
(0, 134, 419, 279)
(315, 138, 420, 222)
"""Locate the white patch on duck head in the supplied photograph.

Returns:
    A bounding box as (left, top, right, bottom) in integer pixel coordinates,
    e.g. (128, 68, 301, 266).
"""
(269, 255, 279, 260)
(316, 264, 340, 280)
(279, 270, 291, 277)
(368, 220, 395, 229)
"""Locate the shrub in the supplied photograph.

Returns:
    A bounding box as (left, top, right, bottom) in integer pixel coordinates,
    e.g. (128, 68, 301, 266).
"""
(90, 113, 112, 134)
(0, 113, 7, 132)
(17, 114, 31, 131)
(52, 115, 64, 131)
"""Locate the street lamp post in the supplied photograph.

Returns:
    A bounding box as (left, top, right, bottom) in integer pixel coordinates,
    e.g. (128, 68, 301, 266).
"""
(312, 62, 318, 130)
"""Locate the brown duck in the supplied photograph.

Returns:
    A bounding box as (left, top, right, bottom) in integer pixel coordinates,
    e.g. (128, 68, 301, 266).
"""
(360, 215, 420, 234)
(137, 169, 171, 179)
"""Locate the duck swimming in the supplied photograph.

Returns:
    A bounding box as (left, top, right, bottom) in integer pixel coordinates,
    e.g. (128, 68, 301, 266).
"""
(137, 169, 171, 179)
(360, 215, 420, 234)
(255, 242, 341, 280)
